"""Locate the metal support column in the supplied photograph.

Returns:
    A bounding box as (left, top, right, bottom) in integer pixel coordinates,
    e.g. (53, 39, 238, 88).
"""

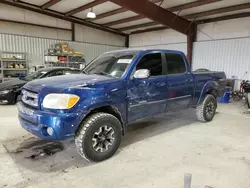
(125, 34, 129, 48)
(71, 22, 75, 41)
(187, 23, 197, 66)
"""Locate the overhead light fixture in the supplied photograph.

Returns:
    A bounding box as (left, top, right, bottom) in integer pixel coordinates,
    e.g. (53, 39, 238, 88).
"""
(87, 8, 96, 19)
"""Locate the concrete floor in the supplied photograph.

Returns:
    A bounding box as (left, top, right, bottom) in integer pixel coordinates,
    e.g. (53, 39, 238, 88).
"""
(1, 103, 250, 188)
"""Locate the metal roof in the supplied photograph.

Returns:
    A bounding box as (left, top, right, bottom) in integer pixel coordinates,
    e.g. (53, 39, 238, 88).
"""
(1, 0, 249, 35)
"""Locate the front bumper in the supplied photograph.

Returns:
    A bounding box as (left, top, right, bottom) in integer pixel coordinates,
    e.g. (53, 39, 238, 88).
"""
(17, 102, 82, 140)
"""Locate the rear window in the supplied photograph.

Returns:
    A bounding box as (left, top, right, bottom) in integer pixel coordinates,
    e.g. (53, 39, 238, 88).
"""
(165, 53, 186, 74)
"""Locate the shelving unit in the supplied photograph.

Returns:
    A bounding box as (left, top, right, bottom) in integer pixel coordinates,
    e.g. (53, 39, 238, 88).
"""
(44, 54, 85, 69)
(0, 51, 28, 82)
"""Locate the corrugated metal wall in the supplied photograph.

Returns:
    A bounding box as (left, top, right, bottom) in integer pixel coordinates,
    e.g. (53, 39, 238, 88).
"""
(192, 37, 250, 88)
(129, 29, 187, 54)
(0, 33, 123, 67)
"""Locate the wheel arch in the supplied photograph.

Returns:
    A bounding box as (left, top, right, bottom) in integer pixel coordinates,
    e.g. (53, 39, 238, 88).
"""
(197, 81, 219, 105)
(79, 105, 125, 135)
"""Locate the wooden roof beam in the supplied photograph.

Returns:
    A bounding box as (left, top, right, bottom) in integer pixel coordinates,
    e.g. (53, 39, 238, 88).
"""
(86, 7, 127, 21)
(86, 0, 162, 21)
(65, 0, 108, 16)
(196, 12, 250, 24)
(41, 0, 61, 10)
(1, 0, 126, 36)
(105, 0, 221, 28)
(168, 0, 222, 12)
(131, 26, 168, 34)
(118, 22, 159, 31)
(116, 2, 250, 32)
(108, 0, 191, 35)
(130, 12, 250, 35)
(104, 15, 144, 27)
(184, 2, 250, 19)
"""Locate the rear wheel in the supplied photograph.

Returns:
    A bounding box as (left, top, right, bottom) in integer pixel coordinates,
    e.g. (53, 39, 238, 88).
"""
(196, 94, 217, 122)
(75, 112, 122, 162)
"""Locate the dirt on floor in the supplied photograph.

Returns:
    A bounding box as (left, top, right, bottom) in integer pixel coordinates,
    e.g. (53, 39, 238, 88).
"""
(1, 102, 250, 188)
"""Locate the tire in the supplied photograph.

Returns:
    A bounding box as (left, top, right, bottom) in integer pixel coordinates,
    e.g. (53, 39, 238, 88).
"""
(196, 94, 217, 122)
(232, 91, 243, 101)
(75, 112, 122, 162)
(8, 93, 17, 105)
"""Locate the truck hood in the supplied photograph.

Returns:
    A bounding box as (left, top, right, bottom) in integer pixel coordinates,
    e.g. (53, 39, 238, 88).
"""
(24, 74, 117, 92)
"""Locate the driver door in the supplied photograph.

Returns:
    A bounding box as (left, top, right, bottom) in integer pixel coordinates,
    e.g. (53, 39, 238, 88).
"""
(127, 52, 168, 122)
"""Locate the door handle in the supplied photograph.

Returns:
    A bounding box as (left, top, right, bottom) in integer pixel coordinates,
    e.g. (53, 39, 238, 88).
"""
(186, 79, 193, 83)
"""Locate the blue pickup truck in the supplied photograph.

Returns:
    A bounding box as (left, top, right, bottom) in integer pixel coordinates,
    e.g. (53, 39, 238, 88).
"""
(18, 49, 226, 162)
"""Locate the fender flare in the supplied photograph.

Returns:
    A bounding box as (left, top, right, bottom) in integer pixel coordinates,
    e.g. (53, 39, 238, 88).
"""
(197, 81, 219, 105)
(77, 101, 126, 135)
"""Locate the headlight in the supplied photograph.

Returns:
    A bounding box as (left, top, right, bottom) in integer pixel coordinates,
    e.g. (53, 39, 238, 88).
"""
(42, 94, 80, 109)
(0, 90, 11, 94)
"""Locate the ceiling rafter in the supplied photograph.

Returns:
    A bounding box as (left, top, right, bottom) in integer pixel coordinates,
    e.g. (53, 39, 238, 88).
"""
(119, 21, 156, 31)
(116, 2, 250, 33)
(184, 2, 250, 19)
(86, 7, 127, 21)
(168, 0, 221, 12)
(119, 22, 160, 31)
(104, 15, 144, 27)
(41, 0, 61, 10)
(104, 0, 221, 27)
(86, 0, 162, 21)
(130, 12, 250, 35)
(109, 0, 191, 35)
(131, 26, 168, 34)
(65, 0, 109, 16)
(1, 0, 126, 36)
(196, 12, 250, 24)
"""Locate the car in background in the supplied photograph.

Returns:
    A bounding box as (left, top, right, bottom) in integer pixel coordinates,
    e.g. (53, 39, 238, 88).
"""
(0, 67, 80, 104)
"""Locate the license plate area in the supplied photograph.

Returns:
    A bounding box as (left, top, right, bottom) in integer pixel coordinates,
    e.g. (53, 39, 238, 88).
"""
(17, 102, 34, 116)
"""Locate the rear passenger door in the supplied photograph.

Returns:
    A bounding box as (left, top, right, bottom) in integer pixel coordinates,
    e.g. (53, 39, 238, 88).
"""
(165, 53, 194, 110)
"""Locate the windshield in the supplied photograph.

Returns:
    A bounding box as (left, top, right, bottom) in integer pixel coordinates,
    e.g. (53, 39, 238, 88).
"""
(23, 70, 48, 81)
(83, 51, 138, 78)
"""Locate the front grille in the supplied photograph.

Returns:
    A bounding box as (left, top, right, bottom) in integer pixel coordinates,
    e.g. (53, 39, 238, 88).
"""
(19, 115, 38, 126)
(21, 89, 38, 108)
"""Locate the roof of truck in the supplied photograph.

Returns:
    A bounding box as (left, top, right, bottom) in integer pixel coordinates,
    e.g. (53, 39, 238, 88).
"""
(38, 67, 79, 72)
(105, 49, 184, 54)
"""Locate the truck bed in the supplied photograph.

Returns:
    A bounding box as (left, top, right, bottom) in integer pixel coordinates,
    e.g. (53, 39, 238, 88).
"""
(192, 71, 227, 105)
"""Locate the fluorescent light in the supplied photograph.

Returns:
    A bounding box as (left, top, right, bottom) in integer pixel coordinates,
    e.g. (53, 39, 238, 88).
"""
(87, 8, 96, 18)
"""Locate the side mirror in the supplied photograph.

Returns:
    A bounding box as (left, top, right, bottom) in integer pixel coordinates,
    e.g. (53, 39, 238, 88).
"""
(134, 69, 150, 79)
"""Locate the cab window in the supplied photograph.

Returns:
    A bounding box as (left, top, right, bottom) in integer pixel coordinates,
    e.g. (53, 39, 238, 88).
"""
(165, 53, 186, 74)
(136, 53, 163, 76)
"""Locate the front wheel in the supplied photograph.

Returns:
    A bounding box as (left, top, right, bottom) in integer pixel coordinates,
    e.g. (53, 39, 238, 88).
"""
(75, 112, 122, 162)
(196, 94, 217, 122)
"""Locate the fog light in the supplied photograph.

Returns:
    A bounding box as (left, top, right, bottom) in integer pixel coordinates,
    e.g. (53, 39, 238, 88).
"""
(47, 127, 54, 136)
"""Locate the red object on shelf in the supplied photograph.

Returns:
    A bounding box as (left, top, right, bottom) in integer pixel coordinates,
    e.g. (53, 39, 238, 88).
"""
(58, 56, 67, 62)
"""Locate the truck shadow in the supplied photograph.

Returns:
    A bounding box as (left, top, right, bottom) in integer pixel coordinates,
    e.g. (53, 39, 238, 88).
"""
(3, 109, 198, 175)
(121, 108, 197, 148)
